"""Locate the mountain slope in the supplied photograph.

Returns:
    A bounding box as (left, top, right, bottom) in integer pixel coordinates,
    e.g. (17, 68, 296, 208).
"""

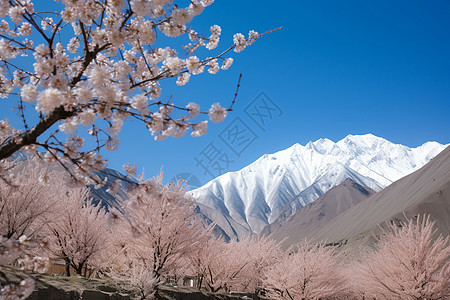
(303, 144, 450, 252)
(261, 178, 375, 249)
(88, 168, 133, 211)
(191, 134, 448, 239)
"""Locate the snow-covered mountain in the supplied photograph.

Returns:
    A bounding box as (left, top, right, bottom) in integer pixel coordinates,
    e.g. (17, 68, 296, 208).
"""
(191, 134, 448, 238)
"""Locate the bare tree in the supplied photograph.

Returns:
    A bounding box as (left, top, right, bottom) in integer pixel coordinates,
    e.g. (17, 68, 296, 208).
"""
(351, 215, 450, 300)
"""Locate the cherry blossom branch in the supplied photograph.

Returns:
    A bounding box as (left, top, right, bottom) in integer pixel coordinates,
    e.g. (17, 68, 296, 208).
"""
(0, 106, 74, 161)
(0, 0, 279, 186)
(228, 73, 242, 112)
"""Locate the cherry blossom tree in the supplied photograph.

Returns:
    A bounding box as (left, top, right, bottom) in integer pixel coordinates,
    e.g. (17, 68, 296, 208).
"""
(226, 236, 283, 293)
(190, 238, 248, 293)
(109, 174, 209, 287)
(0, 0, 275, 186)
(0, 158, 59, 298)
(0, 158, 59, 240)
(351, 215, 450, 300)
(42, 186, 111, 276)
(109, 260, 158, 300)
(186, 236, 282, 293)
(185, 235, 225, 292)
(263, 243, 349, 300)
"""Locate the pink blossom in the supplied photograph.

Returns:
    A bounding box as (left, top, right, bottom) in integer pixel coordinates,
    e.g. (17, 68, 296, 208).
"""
(191, 120, 208, 137)
(208, 102, 227, 123)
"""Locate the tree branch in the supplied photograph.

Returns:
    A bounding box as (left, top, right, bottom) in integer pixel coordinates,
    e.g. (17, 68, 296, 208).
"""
(0, 106, 75, 161)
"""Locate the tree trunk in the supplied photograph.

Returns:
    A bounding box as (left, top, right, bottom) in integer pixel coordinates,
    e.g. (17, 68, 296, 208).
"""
(75, 263, 83, 275)
(198, 274, 203, 290)
(64, 257, 71, 277)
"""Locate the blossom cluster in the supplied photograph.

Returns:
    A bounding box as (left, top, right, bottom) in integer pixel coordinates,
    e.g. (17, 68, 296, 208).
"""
(0, 235, 49, 299)
(0, 0, 263, 184)
(0, 278, 34, 300)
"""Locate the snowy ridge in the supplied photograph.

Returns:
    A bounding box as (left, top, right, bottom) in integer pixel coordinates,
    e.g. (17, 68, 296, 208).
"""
(191, 134, 448, 237)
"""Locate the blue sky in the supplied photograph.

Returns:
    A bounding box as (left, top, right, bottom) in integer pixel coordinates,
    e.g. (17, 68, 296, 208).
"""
(2, 0, 450, 187)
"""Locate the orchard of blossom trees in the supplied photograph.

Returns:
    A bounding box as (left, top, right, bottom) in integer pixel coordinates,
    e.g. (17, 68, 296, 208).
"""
(0, 158, 449, 299)
(0, 0, 272, 295)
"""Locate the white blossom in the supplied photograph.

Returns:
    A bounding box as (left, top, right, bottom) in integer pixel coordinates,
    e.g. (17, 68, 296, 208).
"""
(0, 1, 11, 19)
(201, 0, 214, 7)
(131, 94, 148, 112)
(176, 72, 190, 86)
(67, 37, 80, 53)
(36, 88, 64, 114)
(191, 120, 207, 137)
(171, 8, 194, 26)
(189, 2, 204, 16)
(130, 0, 151, 17)
(233, 33, 247, 53)
(210, 25, 221, 36)
(88, 64, 110, 87)
(164, 121, 188, 138)
(247, 30, 259, 45)
(123, 163, 137, 176)
(79, 109, 96, 126)
(148, 112, 164, 133)
(206, 37, 219, 50)
(163, 56, 185, 75)
(32, 256, 50, 274)
(20, 84, 37, 103)
(59, 120, 77, 134)
(138, 20, 156, 44)
(34, 44, 50, 57)
(71, 22, 81, 35)
(0, 20, 9, 34)
(221, 58, 233, 70)
(18, 22, 31, 36)
(208, 102, 227, 123)
(159, 21, 185, 37)
(74, 82, 93, 104)
(8, 6, 25, 23)
(207, 58, 219, 74)
(187, 102, 200, 118)
(186, 56, 204, 75)
(61, 7, 77, 23)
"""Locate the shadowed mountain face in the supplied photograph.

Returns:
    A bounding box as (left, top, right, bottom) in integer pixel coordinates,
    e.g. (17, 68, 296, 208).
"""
(8, 153, 132, 212)
(302, 145, 450, 253)
(260, 178, 375, 249)
(87, 168, 133, 211)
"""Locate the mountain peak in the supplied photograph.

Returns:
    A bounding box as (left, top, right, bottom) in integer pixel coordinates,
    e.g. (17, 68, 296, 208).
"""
(191, 136, 448, 239)
(339, 133, 387, 148)
(306, 144, 450, 252)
